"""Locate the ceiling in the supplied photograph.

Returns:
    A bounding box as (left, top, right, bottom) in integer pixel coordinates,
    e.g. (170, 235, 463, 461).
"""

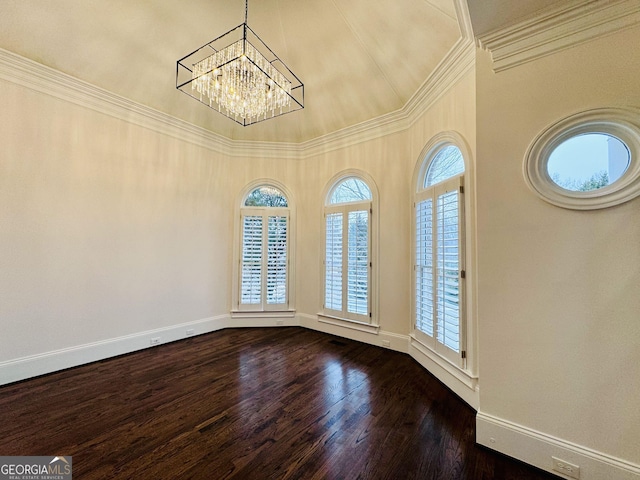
(0, 1, 579, 144)
(467, 0, 567, 37)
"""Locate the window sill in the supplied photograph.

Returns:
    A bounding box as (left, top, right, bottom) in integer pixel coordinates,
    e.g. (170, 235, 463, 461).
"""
(230, 309, 296, 319)
(317, 313, 379, 335)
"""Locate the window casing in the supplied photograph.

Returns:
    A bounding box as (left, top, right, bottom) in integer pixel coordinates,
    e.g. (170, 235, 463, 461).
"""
(323, 176, 374, 324)
(414, 144, 466, 367)
(524, 108, 640, 210)
(237, 185, 291, 312)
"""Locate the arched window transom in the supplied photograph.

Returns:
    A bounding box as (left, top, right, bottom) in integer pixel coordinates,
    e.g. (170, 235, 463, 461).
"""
(424, 145, 465, 187)
(244, 185, 288, 207)
(329, 178, 372, 204)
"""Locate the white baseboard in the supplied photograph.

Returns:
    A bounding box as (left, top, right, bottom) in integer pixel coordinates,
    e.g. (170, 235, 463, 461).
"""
(476, 412, 640, 480)
(408, 337, 479, 410)
(1, 312, 475, 414)
(1, 312, 404, 386)
(0, 315, 230, 386)
(229, 314, 301, 328)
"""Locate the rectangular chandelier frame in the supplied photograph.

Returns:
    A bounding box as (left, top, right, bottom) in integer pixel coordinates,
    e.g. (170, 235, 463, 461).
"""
(177, 23, 304, 126)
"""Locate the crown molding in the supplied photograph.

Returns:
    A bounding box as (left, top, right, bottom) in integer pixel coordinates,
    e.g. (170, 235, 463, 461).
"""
(0, 38, 474, 160)
(453, 0, 475, 41)
(405, 38, 475, 129)
(478, 0, 640, 73)
(297, 0, 476, 158)
(298, 38, 475, 158)
(297, 104, 410, 158)
(0, 48, 246, 157)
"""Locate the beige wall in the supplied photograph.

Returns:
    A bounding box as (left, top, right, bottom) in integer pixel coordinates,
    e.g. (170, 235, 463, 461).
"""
(475, 25, 640, 465)
(0, 80, 234, 361)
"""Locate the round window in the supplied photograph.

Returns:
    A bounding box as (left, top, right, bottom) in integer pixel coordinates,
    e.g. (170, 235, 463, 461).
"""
(524, 108, 640, 210)
(547, 133, 630, 192)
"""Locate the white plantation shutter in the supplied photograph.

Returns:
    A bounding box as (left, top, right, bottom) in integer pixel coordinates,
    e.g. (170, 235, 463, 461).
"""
(347, 210, 369, 316)
(324, 204, 371, 322)
(415, 176, 464, 365)
(415, 198, 434, 336)
(436, 188, 460, 353)
(267, 215, 288, 305)
(325, 212, 343, 311)
(240, 210, 289, 310)
(241, 215, 263, 305)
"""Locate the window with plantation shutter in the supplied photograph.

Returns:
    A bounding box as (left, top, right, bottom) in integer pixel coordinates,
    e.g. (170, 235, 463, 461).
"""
(347, 210, 369, 316)
(325, 213, 343, 311)
(241, 215, 263, 305)
(436, 186, 461, 353)
(415, 198, 434, 336)
(267, 215, 287, 305)
(324, 176, 374, 324)
(237, 185, 290, 312)
(415, 144, 465, 367)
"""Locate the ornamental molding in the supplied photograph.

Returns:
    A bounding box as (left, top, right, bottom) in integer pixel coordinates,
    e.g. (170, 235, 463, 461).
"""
(478, 0, 640, 72)
(0, 36, 474, 160)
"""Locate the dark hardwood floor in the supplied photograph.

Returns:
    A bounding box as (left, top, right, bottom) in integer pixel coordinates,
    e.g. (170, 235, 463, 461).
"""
(0, 327, 559, 480)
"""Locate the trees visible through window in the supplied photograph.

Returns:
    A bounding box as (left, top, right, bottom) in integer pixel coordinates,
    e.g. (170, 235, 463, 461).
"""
(424, 145, 465, 187)
(415, 145, 465, 366)
(239, 185, 289, 311)
(547, 133, 630, 192)
(324, 177, 373, 323)
(244, 186, 289, 207)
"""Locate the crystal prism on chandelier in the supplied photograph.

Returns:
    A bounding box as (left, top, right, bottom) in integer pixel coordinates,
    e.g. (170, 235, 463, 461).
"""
(176, 0, 304, 126)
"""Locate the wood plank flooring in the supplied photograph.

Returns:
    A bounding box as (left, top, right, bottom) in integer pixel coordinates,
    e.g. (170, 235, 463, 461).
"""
(0, 327, 559, 479)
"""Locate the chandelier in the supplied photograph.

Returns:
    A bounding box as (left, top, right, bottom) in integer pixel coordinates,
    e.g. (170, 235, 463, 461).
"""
(176, 0, 304, 126)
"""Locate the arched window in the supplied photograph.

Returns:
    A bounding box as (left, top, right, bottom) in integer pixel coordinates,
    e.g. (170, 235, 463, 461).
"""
(415, 142, 466, 366)
(238, 184, 290, 311)
(323, 175, 375, 324)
